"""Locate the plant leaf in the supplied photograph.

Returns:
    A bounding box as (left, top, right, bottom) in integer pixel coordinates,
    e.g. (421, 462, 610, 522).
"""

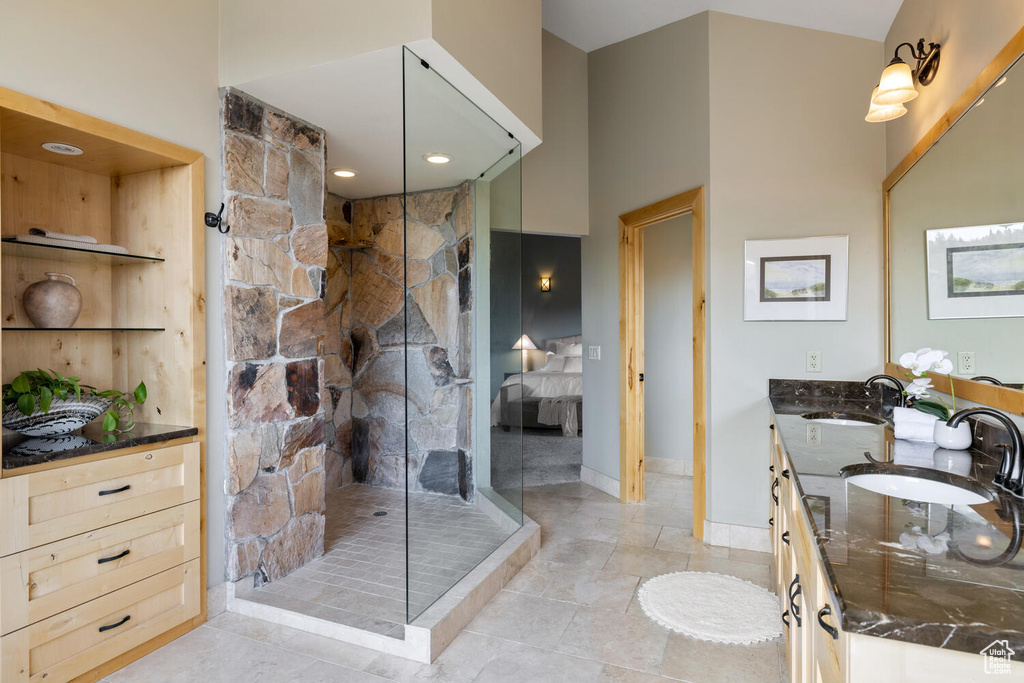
(39, 386, 52, 413)
(102, 433, 117, 443)
(11, 374, 30, 394)
(134, 382, 147, 403)
(16, 393, 35, 416)
(913, 400, 949, 421)
(102, 410, 118, 431)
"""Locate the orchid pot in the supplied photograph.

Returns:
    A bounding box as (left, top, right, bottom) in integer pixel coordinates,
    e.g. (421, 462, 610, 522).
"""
(933, 421, 972, 450)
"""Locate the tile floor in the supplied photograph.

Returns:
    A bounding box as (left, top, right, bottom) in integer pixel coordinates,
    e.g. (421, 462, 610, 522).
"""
(104, 473, 785, 682)
(239, 484, 513, 637)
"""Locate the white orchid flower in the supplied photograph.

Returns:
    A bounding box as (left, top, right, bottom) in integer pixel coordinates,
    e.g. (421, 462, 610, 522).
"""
(931, 357, 953, 375)
(905, 378, 933, 399)
(899, 348, 951, 376)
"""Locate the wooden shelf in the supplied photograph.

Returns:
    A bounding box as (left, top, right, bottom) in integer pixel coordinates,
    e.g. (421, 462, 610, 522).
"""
(2, 327, 165, 332)
(1, 239, 164, 264)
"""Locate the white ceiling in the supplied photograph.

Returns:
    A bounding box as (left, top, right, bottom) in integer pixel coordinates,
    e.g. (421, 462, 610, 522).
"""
(542, 0, 904, 52)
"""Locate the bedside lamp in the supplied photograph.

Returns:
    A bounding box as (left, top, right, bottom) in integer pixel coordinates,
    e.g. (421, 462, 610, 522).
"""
(512, 334, 537, 371)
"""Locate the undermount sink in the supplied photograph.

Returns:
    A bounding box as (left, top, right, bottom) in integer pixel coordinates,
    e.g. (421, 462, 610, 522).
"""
(801, 411, 887, 427)
(840, 463, 995, 506)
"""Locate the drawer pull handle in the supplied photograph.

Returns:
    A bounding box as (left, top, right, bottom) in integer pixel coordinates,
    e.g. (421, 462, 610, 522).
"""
(769, 465, 775, 472)
(98, 484, 131, 496)
(818, 605, 839, 640)
(771, 478, 779, 504)
(782, 609, 789, 628)
(782, 469, 790, 480)
(769, 517, 774, 527)
(769, 424, 775, 430)
(782, 531, 790, 545)
(99, 615, 131, 633)
(98, 549, 130, 565)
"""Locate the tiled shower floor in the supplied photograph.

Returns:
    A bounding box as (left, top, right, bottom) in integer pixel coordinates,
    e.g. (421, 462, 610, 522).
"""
(241, 484, 512, 638)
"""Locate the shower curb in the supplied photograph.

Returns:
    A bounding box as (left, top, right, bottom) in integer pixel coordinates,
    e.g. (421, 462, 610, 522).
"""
(225, 515, 541, 663)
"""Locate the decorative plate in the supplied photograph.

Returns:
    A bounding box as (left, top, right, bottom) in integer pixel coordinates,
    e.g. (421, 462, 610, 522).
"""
(8, 434, 97, 456)
(2, 396, 112, 436)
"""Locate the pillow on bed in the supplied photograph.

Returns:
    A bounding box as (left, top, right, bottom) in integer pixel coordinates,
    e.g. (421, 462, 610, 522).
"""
(540, 355, 566, 372)
(562, 356, 583, 372)
(556, 342, 583, 356)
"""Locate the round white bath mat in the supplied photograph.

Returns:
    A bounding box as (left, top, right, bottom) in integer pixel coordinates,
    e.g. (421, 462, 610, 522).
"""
(638, 571, 783, 644)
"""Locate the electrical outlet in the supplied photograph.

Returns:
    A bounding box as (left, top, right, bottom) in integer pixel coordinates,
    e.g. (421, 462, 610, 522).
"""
(806, 350, 822, 373)
(957, 351, 976, 375)
(806, 423, 822, 445)
(588, 345, 601, 361)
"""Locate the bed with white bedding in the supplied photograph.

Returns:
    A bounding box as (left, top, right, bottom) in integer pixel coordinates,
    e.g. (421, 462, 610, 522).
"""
(490, 335, 584, 436)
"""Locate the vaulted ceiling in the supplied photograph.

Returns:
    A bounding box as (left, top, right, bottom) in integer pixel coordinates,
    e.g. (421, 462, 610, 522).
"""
(542, 0, 903, 52)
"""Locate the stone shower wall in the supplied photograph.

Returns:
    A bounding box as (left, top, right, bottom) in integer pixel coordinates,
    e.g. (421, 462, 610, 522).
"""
(348, 183, 476, 500)
(220, 89, 331, 584)
(323, 191, 354, 491)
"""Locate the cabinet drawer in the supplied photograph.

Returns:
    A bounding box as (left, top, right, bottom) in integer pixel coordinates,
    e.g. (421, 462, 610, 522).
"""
(0, 502, 199, 635)
(0, 443, 199, 556)
(0, 558, 199, 683)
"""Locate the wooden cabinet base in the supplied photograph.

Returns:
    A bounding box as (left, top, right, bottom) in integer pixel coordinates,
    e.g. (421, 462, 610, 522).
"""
(1, 559, 200, 683)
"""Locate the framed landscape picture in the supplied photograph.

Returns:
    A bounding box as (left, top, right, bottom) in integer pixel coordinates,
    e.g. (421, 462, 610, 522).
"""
(926, 222, 1024, 319)
(744, 236, 849, 321)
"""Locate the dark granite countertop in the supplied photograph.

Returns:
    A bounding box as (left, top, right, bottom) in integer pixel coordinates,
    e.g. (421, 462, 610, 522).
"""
(769, 380, 1024, 660)
(2, 422, 198, 471)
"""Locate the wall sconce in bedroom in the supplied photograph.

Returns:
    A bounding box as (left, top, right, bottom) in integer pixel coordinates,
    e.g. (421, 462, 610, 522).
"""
(540, 277, 551, 292)
(512, 334, 537, 371)
(865, 38, 941, 123)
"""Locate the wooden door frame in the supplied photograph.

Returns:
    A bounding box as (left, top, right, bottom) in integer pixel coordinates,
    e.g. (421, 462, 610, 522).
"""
(618, 187, 706, 540)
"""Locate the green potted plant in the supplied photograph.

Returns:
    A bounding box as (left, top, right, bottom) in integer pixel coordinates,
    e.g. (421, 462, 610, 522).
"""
(2, 369, 146, 437)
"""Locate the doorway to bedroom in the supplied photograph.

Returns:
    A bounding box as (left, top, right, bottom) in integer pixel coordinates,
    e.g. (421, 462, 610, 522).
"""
(490, 233, 583, 487)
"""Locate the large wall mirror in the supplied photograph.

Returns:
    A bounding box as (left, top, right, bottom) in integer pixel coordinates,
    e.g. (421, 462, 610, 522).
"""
(885, 26, 1024, 415)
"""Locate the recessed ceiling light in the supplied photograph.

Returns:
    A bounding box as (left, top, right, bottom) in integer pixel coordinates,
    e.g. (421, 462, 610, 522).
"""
(331, 169, 357, 178)
(41, 142, 83, 156)
(423, 153, 452, 164)
(996, 76, 1008, 87)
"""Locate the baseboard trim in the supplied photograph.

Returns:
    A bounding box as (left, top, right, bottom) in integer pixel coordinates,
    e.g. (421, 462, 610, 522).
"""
(581, 466, 619, 498)
(703, 520, 771, 553)
(645, 457, 692, 476)
(207, 582, 227, 619)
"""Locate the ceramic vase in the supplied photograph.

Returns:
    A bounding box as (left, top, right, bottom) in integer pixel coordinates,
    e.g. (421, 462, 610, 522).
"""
(23, 272, 82, 328)
(933, 421, 972, 450)
(932, 448, 973, 476)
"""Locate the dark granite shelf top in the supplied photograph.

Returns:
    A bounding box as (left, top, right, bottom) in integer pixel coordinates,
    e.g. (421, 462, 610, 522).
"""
(2, 422, 198, 471)
(769, 381, 1024, 660)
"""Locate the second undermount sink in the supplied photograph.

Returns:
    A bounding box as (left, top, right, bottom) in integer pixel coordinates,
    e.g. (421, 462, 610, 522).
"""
(801, 411, 887, 427)
(840, 463, 995, 506)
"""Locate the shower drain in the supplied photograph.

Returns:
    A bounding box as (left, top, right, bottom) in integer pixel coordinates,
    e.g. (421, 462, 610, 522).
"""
(372, 510, 388, 517)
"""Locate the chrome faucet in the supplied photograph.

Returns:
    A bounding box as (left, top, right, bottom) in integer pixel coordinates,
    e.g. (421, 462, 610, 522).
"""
(971, 375, 1005, 387)
(865, 374, 906, 408)
(947, 407, 1024, 496)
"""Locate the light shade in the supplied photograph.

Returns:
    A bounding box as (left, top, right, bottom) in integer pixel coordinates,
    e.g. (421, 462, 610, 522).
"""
(512, 334, 537, 350)
(540, 277, 551, 292)
(874, 60, 918, 105)
(865, 86, 907, 123)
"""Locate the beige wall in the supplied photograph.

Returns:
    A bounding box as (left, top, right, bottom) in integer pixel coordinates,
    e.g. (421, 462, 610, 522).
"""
(0, 0, 226, 585)
(583, 13, 711, 483)
(643, 216, 693, 471)
(219, 0, 431, 86)
(706, 13, 885, 528)
(522, 31, 589, 236)
(432, 0, 543, 140)
(884, 0, 1024, 173)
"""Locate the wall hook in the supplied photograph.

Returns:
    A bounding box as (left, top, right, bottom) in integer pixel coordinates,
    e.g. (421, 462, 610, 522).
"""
(205, 203, 230, 234)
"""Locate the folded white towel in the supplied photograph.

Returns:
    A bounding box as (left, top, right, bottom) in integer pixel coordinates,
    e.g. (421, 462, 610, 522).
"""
(894, 407, 937, 442)
(12, 234, 128, 254)
(893, 440, 937, 468)
(27, 228, 97, 244)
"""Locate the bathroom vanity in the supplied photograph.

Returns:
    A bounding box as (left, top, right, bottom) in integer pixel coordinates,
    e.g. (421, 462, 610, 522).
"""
(768, 381, 1024, 681)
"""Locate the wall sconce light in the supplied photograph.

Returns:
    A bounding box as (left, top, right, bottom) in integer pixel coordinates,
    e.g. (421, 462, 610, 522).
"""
(540, 277, 551, 292)
(865, 38, 941, 123)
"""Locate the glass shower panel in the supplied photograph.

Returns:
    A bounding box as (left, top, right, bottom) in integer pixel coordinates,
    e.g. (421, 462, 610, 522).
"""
(403, 47, 523, 623)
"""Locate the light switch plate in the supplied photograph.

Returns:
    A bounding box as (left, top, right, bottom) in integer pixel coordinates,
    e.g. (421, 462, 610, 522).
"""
(588, 345, 601, 361)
